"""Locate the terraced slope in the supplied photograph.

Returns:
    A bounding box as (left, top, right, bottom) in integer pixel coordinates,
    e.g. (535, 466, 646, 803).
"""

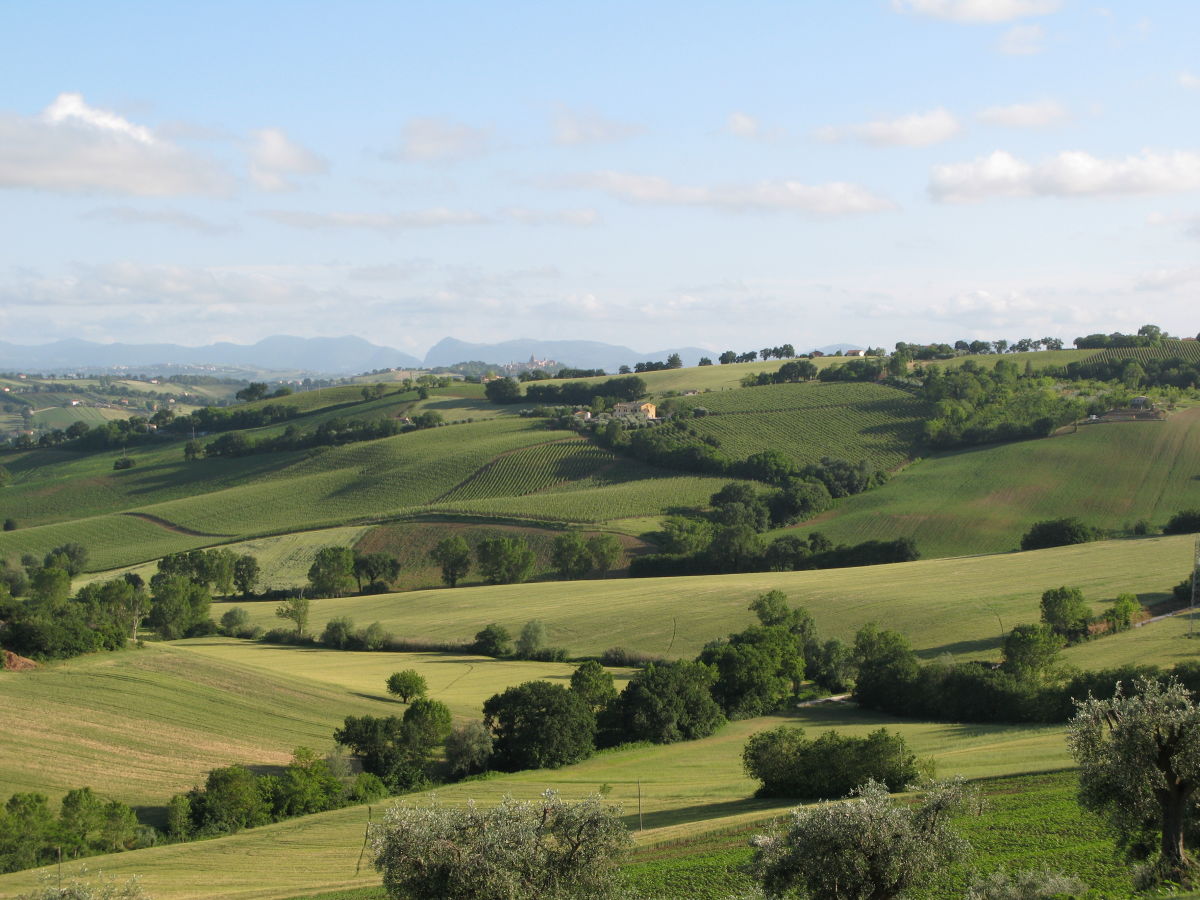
(804, 406, 1200, 558)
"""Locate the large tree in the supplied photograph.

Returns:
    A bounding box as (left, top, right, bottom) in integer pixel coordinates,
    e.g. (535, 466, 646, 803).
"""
(307, 546, 356, 597)
(482, 681, 596, 771)
(430, 535, 471, 587)
(1068, 676, 1200, 887)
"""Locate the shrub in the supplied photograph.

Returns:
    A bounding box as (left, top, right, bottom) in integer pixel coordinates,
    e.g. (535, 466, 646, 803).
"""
(321, 616, 356, 649)
(219, 607, 250, 636)
(1165, 509, 1200, 535)
(369, 791, 631, 900)
(445, 721, 494, 777)
(1020, 518, 1100, 551)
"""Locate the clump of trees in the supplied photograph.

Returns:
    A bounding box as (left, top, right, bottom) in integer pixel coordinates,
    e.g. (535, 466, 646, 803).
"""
(550, 532, 622, 579)
(1165, 509, 1200, 535)
(0, 788, 145, 874)
(307, 546, 401, 598)
(333, 704, 453, 792)
(743, 727, 921, 798)
(166, 747, 387, 841)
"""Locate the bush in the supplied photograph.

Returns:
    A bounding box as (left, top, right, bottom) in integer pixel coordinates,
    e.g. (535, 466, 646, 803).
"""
(483, 681, 596, 770)
(967, 868, 1089, 899)
(445, 721, 494, 777)
(218, 607, 250, 636)
(1165, 509, 1200, 535)
(321, 616, 356, 649)
(599, 647, 665, 667)
(743, 727, 922, 798)
(1020, 518, 1100, 551)
(369, 791, 632, 900)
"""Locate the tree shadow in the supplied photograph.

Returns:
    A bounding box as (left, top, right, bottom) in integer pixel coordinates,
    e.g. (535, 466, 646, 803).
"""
(916, 636, 1000, 660)
(622, 797, 787, 832)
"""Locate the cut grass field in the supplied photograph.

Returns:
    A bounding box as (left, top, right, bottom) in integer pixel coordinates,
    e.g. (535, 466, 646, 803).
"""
(0, 699, 1074, 900)
(218, 534, 1197, 667)
(803, 407, 1200, 558)
(0, 644, 388, 812)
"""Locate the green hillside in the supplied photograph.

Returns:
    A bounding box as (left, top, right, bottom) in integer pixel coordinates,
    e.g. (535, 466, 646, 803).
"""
(803, 406, 1200, 557)
(217, 534, 1195, 665)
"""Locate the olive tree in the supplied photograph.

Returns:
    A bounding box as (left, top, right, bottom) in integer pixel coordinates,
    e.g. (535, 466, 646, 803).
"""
(369, 790, 632, 900)
(749, 778, 975, 900)
(1067, 676, 1200, 887)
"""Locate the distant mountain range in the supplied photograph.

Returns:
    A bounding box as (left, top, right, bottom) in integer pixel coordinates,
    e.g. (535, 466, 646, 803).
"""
(0, 335, 858, 377)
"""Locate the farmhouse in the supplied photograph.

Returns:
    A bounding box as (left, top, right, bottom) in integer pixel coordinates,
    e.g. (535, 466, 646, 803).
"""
(612, 400, 656, 419)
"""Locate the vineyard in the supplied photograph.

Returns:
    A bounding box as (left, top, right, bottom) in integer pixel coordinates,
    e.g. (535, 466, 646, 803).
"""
(1085, 339, 1200, 366)
(679, 382, 930, 469)
(437, 438, 619, 502)
(431, 474, 757, 523)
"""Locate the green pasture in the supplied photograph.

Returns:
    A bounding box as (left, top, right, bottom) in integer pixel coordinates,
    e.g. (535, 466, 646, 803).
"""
(0, 700, 1072, 900)
(930, 348, 1097, 371)
(804, 407, 1200, 558)
(0, 644, 389, 811)
(220, 535, 1196, 664)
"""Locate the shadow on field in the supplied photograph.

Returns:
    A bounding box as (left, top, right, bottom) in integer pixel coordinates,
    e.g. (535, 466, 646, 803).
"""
(351, 691, 396, 704)
(916, 636, 999, 660)
(625, 797, 784, 832)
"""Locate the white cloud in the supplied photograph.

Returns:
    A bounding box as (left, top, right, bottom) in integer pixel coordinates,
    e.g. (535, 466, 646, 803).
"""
(997, 24, 1046, 54)
(552, 106, 644, 146)
(1180, 72, 1200, 91)
(256, 208, 489, 230)
(726, 112, 759, 138)
(930, 149, 1200, 202)
(503, 207, 599, 227)
(249, 128, 327, 191)
(388, 117, 491, 162)
(1134, 267, 1200, 291)
(818, 107, 961, 147)
(892, 0, 1060, 23)
(0, 92, 230, 195)
(82, 206, 234, 235)
(572, 171, 893, 215)
(977, 99, 1066, 127)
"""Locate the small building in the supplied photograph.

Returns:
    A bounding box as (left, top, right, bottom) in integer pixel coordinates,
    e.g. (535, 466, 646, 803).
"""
(845, 349, 867, 357)
(1131, 396, 1152, 410)
(573, 409, 592, 420)
(612, 400, 657, 419)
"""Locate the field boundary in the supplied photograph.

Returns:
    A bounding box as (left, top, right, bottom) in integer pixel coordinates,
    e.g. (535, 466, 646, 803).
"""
(121, 512, 232, 538)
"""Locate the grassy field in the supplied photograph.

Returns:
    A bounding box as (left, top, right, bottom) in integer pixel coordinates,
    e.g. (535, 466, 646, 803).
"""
(0, 700, 1073, 900)
(218, 534, 1197, 665)
(803, 407, 1200, 558)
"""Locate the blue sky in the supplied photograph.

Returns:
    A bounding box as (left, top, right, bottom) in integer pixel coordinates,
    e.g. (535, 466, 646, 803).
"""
(1, 0, 1198, 357)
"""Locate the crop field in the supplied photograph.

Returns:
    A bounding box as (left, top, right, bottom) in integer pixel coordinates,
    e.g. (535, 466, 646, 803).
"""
(1085, 339, 1200, 366)
(622, 769, 1133, 900)
(800, 407, 1200, 558)
(428, 473, 749, 523)
(683, 384, 929, 469)
(0, 643, 389, 811)
(0, 700, 1073, 900)
(931, 348, 1098, 371)
(29, 405, 132, 430)
(435, 438, 617, 502)
(219, 534, 1196, 665)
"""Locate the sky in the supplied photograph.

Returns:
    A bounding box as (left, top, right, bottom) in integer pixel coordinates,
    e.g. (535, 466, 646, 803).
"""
(1, 0, 1198, 358)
